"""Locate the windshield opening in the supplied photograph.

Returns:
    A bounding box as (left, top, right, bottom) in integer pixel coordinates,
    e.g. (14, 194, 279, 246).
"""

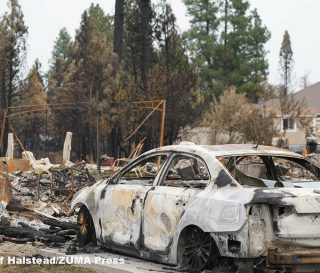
(218, 155, 320, 188)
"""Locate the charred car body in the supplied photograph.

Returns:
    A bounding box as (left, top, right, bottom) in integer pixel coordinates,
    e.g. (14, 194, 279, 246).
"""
(71, 144, 320, 272)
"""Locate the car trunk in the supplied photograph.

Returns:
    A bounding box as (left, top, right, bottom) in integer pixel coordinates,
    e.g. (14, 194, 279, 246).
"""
(252, 187, 320, 239)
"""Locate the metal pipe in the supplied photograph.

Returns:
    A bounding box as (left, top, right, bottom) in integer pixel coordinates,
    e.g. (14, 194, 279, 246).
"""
(160, 100, 166, 147)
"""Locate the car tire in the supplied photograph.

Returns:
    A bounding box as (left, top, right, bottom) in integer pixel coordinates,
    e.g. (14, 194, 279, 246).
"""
(77, 206, 96, 246)
(179, 226, 218, 272)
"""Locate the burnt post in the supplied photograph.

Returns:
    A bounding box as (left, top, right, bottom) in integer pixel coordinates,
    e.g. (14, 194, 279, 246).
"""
(96, 103, 102, 174)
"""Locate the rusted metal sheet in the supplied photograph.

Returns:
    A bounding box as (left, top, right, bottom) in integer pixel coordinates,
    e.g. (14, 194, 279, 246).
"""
(0, 175, 12, 203)
(0, 158, 30, 173)
(268, 247, 320, 265)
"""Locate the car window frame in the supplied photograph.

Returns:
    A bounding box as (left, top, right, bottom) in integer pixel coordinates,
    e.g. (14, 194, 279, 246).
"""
(112, 152, 172, 186)
(221, 154, 320, 186)
(226, 155, 278, 182)
(156, 152, 211, 188)
(271, 155, 320, 182)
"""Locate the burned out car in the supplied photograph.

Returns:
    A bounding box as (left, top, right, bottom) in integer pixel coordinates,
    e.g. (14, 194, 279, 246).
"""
(71, 144, 320, 272)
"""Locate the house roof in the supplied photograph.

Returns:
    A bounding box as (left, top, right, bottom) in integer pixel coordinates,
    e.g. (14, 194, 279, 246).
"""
(294, 82, 320, 112)
(265, 82, 320, 113)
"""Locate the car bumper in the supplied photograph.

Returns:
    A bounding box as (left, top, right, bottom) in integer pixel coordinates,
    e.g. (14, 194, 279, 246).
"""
(268, 247, 320, 265)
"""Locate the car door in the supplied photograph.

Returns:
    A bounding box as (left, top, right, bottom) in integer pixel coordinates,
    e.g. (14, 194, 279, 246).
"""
(142, 153, 210, 253)
(98, 153, 168, 249)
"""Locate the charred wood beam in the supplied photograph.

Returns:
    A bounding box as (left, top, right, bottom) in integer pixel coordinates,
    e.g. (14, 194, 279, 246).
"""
(0, 226, 68, 244)
(0, 235, 31, 244)
(41, 217, 77, 230)
(6, 204, 77, 230)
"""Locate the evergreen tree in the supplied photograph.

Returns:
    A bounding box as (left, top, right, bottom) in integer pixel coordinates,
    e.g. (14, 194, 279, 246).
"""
(183, 0, 220, 97)
(47, 27, 72, 101)
(219, 1, 270, 101)
(183, 0, 270, 101)
(88, 3, 114, 41)
(49, 27, 72, 68)
(13, 60, 47, 152)
(279, 30, 293, 95)
(50, 6, 127, 160)
(0, 0, 28, 153)
(148, 2, 203, 145)
(123, 0, 154, 90)
(0, 0, 28, 110)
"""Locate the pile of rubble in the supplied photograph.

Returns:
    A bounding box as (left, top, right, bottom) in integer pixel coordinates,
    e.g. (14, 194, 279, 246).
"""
(0, 202, 78, 246)
(0, 154, 97, 248)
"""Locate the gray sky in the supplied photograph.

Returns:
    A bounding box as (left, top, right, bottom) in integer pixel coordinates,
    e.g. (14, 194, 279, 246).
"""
(0, 0, 319, 91)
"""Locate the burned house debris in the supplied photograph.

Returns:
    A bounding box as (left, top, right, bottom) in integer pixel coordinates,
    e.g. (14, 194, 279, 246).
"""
(0, 150, 96, 248)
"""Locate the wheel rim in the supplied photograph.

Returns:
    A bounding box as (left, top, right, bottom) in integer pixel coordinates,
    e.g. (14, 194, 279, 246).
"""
(78, 209, 89, 240)
(183, 227, 213, 272)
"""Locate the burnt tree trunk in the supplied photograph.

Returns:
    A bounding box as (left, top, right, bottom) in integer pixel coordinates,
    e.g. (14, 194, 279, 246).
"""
(139, 0, 152, 89)
(113, 0, 124, 59)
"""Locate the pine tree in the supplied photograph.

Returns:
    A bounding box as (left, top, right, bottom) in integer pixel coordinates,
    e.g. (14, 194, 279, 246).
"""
(50, 5, 127, 160)
(13, 60, 47, 152)
(219, 0, 270, 101)
(279, 30, 293, 95)
(148, 2, 203, 145)
(88, 3, 113, 41)
(49, 27, 72, 68)
(47, 27, 72, 102)
(0, 0, 28, 110)
(183, 0, 220, 97)
(183, 0, 270, 101)
(123, 0, 154, 90)
(0, 0, 28, 153)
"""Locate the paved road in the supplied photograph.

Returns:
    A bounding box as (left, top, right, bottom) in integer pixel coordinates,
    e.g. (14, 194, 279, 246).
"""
(37, 247, 178, 273)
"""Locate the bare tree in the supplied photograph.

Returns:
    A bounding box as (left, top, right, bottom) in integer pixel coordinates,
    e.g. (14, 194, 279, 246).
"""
(205, 86, 274, 144)
(300, 71, 310, 89)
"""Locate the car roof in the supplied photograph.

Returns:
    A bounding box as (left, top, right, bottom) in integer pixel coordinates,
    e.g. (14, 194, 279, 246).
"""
(152, 144, 303, 158)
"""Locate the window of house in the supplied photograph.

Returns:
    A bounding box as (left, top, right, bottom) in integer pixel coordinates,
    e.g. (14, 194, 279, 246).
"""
(161, 155, 210, 188)
(118, 154, 167, 185)
(282, 117, 296, 131)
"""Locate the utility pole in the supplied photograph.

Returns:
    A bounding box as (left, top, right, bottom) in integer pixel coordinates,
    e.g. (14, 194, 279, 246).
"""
(96, 94, 101, 174)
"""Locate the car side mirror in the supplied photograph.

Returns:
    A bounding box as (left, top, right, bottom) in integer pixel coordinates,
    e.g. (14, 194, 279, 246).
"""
(109, 176, 118, 185)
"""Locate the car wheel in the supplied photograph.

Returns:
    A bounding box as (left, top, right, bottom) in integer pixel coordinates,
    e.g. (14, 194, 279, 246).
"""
(77, 206, 96, 246)
(180, 226, 217, 272)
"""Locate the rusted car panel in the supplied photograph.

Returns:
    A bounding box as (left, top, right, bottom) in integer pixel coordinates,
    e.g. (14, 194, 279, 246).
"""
(71, 144, 320, 272)
(268, 247, 320, 265)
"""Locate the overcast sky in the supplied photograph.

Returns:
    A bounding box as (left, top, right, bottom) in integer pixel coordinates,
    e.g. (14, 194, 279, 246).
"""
(0, 0, 319, 91)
